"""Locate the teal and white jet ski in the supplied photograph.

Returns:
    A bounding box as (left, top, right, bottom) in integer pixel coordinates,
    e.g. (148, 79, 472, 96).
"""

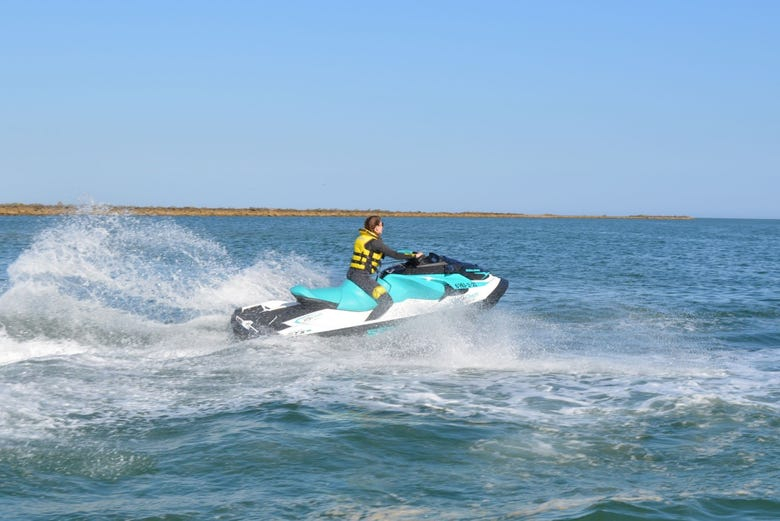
(231, 252, 508, 338)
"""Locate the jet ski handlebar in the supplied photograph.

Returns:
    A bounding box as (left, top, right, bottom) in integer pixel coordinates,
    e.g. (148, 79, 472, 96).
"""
(381, 252, 452, 277)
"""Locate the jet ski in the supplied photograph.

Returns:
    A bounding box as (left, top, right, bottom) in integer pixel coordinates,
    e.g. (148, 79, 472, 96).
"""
(231, 252, 508, 338)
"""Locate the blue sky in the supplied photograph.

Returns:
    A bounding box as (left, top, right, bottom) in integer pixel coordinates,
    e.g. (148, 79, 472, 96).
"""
(1, 1, 778, 218)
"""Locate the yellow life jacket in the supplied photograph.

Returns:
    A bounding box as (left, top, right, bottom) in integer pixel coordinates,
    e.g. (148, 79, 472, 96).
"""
(350, 228, 384, 273)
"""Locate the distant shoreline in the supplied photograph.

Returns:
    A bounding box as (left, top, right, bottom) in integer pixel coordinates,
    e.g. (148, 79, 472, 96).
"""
(0, 203, 693, 220)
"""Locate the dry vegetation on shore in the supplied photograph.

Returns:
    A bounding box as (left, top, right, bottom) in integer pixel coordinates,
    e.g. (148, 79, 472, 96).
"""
(0, 203, 692, 220)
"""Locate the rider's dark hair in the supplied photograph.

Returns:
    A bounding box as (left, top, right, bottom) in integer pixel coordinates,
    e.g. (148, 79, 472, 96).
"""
(364, 215, 382, 231)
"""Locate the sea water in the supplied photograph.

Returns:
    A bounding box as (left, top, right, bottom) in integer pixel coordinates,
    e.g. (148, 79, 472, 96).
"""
(0, 213, 778, 520)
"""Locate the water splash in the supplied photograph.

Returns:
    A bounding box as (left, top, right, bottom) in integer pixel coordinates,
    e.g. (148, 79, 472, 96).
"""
(0, 212, 325, 360)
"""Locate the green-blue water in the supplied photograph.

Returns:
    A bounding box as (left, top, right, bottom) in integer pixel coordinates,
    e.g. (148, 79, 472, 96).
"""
(1, 214, 778, 520)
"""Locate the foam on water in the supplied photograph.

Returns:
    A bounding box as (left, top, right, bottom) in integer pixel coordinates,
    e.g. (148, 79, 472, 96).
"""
(0, 327, 86, 366)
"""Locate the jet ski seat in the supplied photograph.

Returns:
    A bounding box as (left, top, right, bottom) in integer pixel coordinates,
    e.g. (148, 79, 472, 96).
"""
(290, 279, 379, 312)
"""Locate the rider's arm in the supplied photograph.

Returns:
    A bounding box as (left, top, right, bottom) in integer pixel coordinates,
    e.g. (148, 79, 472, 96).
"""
(370, 238, 419, 260)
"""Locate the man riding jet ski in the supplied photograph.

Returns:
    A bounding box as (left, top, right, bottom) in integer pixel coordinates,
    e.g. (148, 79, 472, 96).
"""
(346, 215, 425, 321)
(231, 252, 508, 338)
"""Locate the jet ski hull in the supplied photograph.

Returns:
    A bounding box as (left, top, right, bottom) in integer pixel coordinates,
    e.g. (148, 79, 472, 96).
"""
(231, 253, 508, 338)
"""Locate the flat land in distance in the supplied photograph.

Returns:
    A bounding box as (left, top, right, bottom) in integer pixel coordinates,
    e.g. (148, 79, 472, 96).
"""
(0, 203, 693, 220)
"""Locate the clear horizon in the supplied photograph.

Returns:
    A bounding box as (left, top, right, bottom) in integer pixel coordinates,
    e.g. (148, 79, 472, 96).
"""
(2, 1, 778, 219)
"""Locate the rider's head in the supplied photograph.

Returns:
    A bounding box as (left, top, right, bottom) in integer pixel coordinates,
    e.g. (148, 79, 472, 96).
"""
(364, 215, 383, 234)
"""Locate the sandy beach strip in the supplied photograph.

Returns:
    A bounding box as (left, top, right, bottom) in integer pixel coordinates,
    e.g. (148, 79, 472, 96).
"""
(0, 203, 693, 220)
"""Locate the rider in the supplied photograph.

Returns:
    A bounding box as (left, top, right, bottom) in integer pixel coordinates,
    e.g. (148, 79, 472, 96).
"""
(347, 216, 424, 320)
